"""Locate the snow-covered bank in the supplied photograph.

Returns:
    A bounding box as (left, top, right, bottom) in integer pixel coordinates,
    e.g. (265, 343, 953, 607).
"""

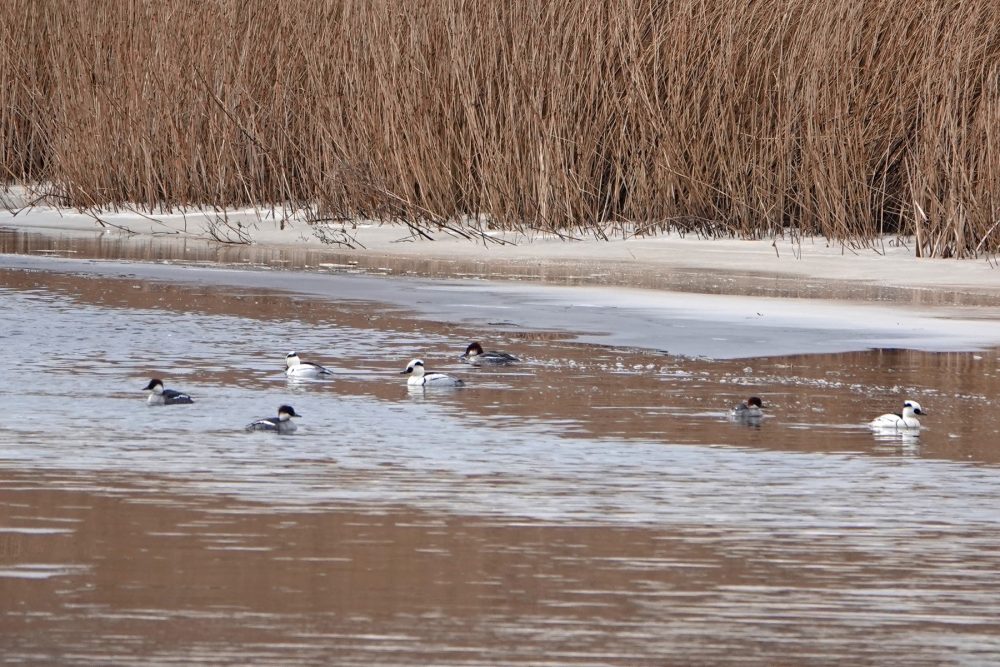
(3, 199, 1000, 295)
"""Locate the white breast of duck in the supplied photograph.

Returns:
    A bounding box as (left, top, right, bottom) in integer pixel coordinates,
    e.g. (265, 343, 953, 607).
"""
(869, 400, 924, 430)
(144, 378, 194, 405)
(401, 359, 464, 387)
(285, 351, 333, 377)
(461, 342, 519, 365)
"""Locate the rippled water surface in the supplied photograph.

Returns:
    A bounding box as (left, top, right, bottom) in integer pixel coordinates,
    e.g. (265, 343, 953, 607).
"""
(2, 243, 1000, 665)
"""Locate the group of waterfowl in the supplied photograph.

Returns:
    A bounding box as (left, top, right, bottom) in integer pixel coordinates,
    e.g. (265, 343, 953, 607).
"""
(145, 377, 302, 432)
(143, 342, 520, 433)
(143, 341, 928, 436)
(722, 396, 927, 432)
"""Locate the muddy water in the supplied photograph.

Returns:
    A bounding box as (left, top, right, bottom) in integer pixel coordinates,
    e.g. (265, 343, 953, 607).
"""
(2, 235, 1000, 664)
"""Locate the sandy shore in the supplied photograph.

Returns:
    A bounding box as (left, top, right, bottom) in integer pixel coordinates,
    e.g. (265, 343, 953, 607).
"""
(4, 197, 1000, 358)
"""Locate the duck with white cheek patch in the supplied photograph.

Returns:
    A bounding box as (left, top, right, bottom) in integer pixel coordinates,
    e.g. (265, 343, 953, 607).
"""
(869, 399, 925, 430)
(401, 359, 464, 387)
(285, 351, 334, 378)
(246, 405, 301, 433)
(730, 396, 764, 421)
(460, 342, 519, 365)
(143, 378, 194, 405)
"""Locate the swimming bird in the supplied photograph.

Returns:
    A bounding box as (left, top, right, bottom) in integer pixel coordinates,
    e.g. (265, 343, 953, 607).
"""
(401, 359, 464, 387)
(143, 378, 194, 405)
(869, 399, 925, 430)
(245, 405, 301, 433)
(460, 341, 519, 365)
(285, 351, 333, 378)
(730, 396, 764, 420)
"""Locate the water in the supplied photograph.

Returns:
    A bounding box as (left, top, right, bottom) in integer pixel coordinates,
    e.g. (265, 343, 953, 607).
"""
(2, 238, 1000, 665)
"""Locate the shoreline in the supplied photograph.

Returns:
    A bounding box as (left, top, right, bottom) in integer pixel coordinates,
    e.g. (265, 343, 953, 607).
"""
(4, 201, 1000, 358)
(3, 200, 1000, 298)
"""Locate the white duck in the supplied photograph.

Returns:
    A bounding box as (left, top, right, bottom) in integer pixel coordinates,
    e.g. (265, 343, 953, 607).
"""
(869, 399, 925, 430)
(285, 351, 333, 378)
(401, 359, 464, 387)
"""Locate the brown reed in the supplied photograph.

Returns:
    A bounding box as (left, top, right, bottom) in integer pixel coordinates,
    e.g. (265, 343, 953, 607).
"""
(3, 0, 1000, 257)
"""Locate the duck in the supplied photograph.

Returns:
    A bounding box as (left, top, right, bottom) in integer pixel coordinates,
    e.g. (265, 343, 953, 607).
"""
(245, 405, 301, 433)
(143, 378, 194, 405)
(285, 351, 333, 378)
(730, 396, 764, 420)
(401, 359, 464, 387)
(460, 341, 519, 365)
(869, 399, 925, 430)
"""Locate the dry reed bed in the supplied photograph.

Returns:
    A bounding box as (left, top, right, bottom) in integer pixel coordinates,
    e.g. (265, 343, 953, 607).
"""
(3, 0, 1000, 257)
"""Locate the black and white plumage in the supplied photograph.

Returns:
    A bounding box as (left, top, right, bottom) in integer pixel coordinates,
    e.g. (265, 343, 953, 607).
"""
(730, 396, 764, 420)
(245, 405, 301, 433)
(460, 341, 519, 365)
(401, 359, 464, 387)
(143, 378, 194, 405)
(285, 351, 333, 378)
(869, 399, 924, 430)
